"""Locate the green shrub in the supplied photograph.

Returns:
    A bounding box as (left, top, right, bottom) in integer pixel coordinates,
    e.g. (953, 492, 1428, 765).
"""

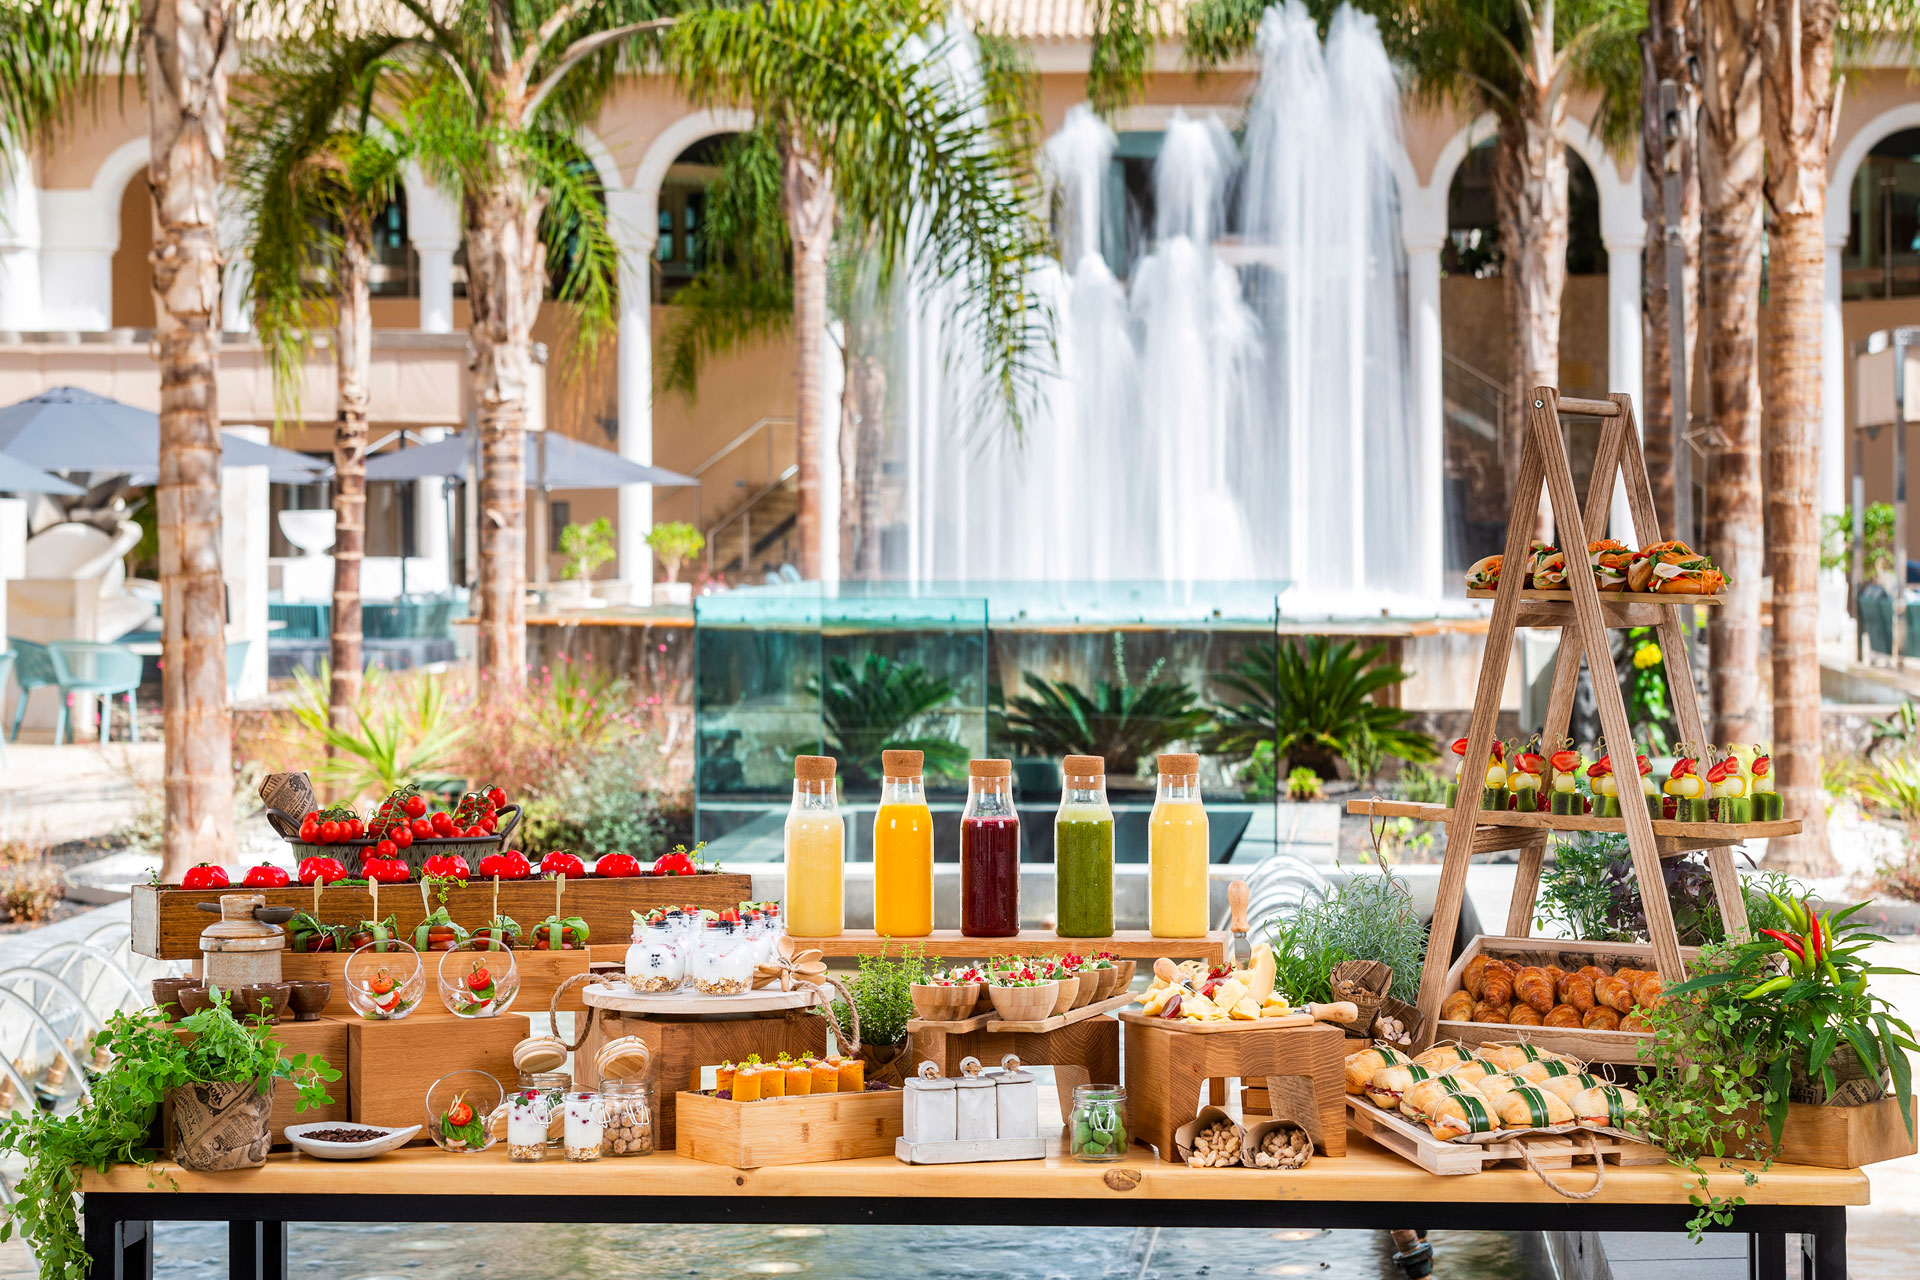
(1534, 835, 1805, 946)
(1210, 637, 1433, 779)
(804, 652, 969, 786)
(1264, 862, 1426, 1004)
(999, 634, 1208, 776)
(518, 735, 676, 858)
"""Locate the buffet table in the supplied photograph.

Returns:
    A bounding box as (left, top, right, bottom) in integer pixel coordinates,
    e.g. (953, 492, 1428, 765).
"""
(79, 1129, 1865, 1280)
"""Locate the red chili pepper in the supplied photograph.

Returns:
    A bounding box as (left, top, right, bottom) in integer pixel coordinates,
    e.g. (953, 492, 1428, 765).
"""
(1759, 928, 1805, 960)
(1806, 909, 1823, 962)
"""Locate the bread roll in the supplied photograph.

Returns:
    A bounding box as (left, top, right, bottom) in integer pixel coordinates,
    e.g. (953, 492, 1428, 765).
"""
(1473, 1071, 1530, 1105)
(1422, 1089, 1497, 1139)
(1440, 1058, 1496, 1089)
(1440, 990, 1474, 1023)
(1494, 1084, 1574, 1129)
(1413, 1044, 1477, 1073)
(1343, 1045, 1408, 1095)
(1537, 1071, 1605, 1103)
(1570, 1084, 1644, 1130)
(1514, 1057, 1580, 1085)
(1477, 1042, 1570, 1074)
(1365, 1062, 1435, 1111)
(1582, 1006, 1621, 1031)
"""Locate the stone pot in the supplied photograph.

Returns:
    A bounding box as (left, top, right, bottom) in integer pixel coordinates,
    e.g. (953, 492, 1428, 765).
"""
(176, 986, 218, 1018)
(234, 983, 292, 1024)
(287, 981, 332, 1022)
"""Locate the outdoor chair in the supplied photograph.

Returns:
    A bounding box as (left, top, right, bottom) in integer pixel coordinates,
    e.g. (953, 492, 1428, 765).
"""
(46, 640, 142, 746)
(7, 637, 57, 743)
(227, 639, 251, 697)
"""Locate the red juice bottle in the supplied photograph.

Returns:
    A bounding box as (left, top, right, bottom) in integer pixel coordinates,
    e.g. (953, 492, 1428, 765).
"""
(960, 759, 1020, 937)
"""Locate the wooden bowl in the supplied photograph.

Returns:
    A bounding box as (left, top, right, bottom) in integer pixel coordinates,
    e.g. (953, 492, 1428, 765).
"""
(910, 983, 979, 1022)
(1086, 966, 1121, 1003)
(1046, 975, 1078, 1016)
(1068, 970, 1099, 1008)
(151, 977, 199, 1023)
(988, 982, 1058, 1022)
(1110, 959, 1138, 993)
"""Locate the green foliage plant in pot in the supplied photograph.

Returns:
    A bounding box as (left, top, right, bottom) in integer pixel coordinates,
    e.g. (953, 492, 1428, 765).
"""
(0, 993, 338, 1278)
(646, 521, 705, 605)
(822, 948, 927, 1084)
(803, 653, 969, 788)
(999, 634, 1209, 778)
(1209, 637, 1435, 779)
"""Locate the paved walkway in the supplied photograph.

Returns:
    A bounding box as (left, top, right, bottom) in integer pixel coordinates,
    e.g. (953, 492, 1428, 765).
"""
(0, 741, 159, 848)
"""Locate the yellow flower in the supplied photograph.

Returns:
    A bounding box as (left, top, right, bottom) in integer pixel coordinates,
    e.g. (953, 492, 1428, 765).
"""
(1632, 642, 1662, 670)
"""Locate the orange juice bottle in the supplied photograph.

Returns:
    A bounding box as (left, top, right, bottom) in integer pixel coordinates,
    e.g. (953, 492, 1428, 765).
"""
(785, 756, 844, 936)
(810, 1059, 840, 1094)
(872, 750, 934, 937)
(1149, 753, 1210, 938)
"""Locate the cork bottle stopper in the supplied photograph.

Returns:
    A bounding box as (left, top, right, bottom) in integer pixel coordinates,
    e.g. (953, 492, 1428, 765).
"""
(881, 749, 924, 778)
(1063, 755, 1105, 778)
(968, 759, 1012, 778)
(794, 755, 837, 782)
(1157, 753, 1200, 776)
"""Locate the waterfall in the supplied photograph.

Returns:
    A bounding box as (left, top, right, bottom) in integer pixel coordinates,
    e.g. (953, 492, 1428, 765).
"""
(888, 2, 1421, 610)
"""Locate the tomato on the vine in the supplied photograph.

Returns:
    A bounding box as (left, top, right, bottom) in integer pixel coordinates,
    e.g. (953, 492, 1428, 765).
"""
(391, 824, 413, 850)
(411, 818, 434, 840)
(318, 820, 341, 844)
(299, 814, 319, 843)
(404, 794, 428, 820)
(431, 812, 456, 837)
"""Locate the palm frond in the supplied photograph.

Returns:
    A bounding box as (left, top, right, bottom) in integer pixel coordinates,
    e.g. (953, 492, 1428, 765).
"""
(1208, 638, 1435, 776)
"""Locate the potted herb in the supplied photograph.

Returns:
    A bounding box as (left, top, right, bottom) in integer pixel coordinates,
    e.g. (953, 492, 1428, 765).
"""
(646, 521, 705, 606)
(824, 950, 925, 1082)
(553, 517, 615, 608)
(0, 997, 337, 1276)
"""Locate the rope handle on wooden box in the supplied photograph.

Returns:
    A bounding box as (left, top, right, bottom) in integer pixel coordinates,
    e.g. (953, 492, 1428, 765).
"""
(810, 975, 861, 1057)
(550, 972, 600, 1050)
(1520, 1131, 1606, 1200)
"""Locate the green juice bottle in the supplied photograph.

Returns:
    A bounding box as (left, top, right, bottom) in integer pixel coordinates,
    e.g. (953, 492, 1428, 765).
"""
(1055, 754, 1115, 938)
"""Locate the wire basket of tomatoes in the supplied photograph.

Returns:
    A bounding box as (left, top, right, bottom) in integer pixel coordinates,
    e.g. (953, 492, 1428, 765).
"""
(266, 784, 521, 876)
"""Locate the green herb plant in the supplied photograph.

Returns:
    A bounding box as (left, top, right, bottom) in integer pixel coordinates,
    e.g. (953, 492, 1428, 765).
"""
(1209, 637, 1434, 779)
(1285, 765, 1324, 801)
(824, 947, 928, 1049)
(0, 996, 338, 1279)
(999, 633, 1209, 776)
(1263, 862, 1427, 1005)
(1535, 836, 1806, 946)
(805, 653, 969, 787)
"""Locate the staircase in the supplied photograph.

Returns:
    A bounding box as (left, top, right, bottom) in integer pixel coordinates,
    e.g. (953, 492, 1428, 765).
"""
(705, 467, 799, 579)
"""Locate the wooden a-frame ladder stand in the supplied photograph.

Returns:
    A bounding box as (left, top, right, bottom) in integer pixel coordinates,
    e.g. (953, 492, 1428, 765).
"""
(1354, 387, 1799, 1052)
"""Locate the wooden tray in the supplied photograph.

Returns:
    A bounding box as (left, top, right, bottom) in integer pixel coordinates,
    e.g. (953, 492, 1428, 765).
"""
(580, 983, 823, 1015)
(783, 929, 1225, 965)
(674, 1087, 903, 1168)
(906, 990, 1135, 1035)
(1116, 1009, 1322, 1034)
(131, 873, 754, 961)
(1345, 1094, 1664, 1176)
(1435, 936, 1694, 1064)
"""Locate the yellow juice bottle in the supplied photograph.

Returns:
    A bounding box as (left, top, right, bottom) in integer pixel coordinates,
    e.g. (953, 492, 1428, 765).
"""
(784, 755, 844, 937)
(1149, 753, 1209, 938)
(872, 749, 934, 937)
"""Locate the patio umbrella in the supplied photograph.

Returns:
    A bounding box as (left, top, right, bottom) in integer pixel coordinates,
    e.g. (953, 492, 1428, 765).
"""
(362, 429, 696, 488)
(0, 454, 84, 496)
(0, 386, 332, 483)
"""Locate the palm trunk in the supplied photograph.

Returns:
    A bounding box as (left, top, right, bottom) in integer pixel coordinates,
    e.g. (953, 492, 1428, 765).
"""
(328, 222, 371, 746)
(1492, 106, 1567, 531)
(785, 131, 834, 580)
(1638, 0, 1700, 533)
(144, 0, 236, 883)
(464, 170, 546, 689)
(1700, 0, 1766, 747)
(1760, 0, 1839, 876)
(838, 339, 888, 579)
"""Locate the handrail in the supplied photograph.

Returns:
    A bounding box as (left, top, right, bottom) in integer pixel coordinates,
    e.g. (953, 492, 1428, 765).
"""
(1443, 351, 1506, 401)
(705, 465, 799, 572)
(687, 416, 795, 479)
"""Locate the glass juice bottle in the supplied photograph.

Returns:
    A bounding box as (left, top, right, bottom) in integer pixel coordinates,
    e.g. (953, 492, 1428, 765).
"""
(1149, 753, 1209, 938)
(872, 749, 934, 937)
(784, 755, 843, 937)
(1054, 754, 1114, 938)
(960, 759, 1020, 937)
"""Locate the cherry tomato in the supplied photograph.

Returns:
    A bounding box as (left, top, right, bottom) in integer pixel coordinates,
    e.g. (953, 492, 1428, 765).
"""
(486, 787, 507, 809)
(465, 965, 492, 992)
(318, 820, 341, 844)
(479, 815, 497, 835)
(299, 815, 319, 843)
(391, 824, 413, 850)
(346, 818, 364, 841)
(404, 794, 428, 819)
(431, 812, 456, 837)
(411, 817, 435, 840)
(445, 1099, 473, 1127)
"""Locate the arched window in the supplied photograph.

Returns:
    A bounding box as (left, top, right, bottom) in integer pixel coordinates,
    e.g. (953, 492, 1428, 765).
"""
(1442, 139, 1608, 277)
(657, 133, 735, 298)
(367, 190, 413, 297)
(1843, 127, 1920, 301)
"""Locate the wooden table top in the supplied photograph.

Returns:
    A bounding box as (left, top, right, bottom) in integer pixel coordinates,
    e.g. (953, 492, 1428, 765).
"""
(80, 1128, 1868, 1208)
(784, 930, 1226, 963)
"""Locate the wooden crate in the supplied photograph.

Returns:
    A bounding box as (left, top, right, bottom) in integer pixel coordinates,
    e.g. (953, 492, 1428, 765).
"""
(674, 1088, 903, 1168)
(171, 1018, 350, 1146)
(346, 1013, 531, 1130)
(130, 873, 755, 961)
(281, 948, 592, 1020)
(1119, 1015, 1346, 1163)
(1346, 1095, 1665, 1177)
(1777, 1095, 1919, 1169)
(1435, 936, 1697, 1064)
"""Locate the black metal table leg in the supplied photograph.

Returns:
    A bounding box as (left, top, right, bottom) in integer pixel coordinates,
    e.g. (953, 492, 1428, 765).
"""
(229, 1220, 287, 1280)
(1804, 1207, 1846, 1280)
(1751, 1230, 1788, 1280)
(82, 1214, 153, 1280)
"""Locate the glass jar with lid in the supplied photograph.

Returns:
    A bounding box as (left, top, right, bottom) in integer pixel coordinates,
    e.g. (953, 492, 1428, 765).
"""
(625, 919, 686, 993)
(689, 917, 755, 995)
(505, 1088, 554, 1162)
(1068, 1084, 1129, 1162)
(517, 1069, 569, 1146)
(561, 1091, 605, 1161)
(600, 1078, 655, 1156)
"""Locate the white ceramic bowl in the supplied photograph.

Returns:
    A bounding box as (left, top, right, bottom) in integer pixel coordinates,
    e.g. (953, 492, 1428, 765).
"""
(283, 1122, 421, 1160)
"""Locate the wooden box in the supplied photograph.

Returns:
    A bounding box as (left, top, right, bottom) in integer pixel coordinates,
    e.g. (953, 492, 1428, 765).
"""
(1437, 936, 1697, 1064)
(346, 1013, 531, 1130)
(674, 1088, 903, 1168)
(1776, 1095, 1919, 1169)
(131, 872, 755, 961)
(281, 948, 591, 1019)
(171, 1018, 350, 1145)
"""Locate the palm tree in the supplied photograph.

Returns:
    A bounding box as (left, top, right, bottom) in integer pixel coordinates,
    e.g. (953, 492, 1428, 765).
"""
(231, 35, 409, 747)
(1100, 0, 1641, 518)
(1636, 0, 1697, 535)
(1699, 0, 1766, 749)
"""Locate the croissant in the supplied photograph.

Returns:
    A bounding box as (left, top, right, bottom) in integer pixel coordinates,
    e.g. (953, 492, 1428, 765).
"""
(1471, 1000, 1511, 1024)
(1577, 965, 1607, 984)
(1631, 973, 1664, 1009)
(1614, 967, 1645, 986)
(1463, 955, 1492, 997)
(1514, 966, 1555, 1014)
(1478, 964, 1514, 1008)
(1507, 1003, 1542, 1026)
(1441, 990, 1474, 1022)
(1620, 1012, 1651, 1033)
(1544, 965, 1568, 986)
(1544, 1003, 1582, 1028)
(1556, 973, 1595, 1013)
(1594, 975, 1634, 1012)
(1583, 1006, 1621, 1031)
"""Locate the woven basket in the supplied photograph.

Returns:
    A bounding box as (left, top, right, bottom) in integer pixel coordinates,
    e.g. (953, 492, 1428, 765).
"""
(267, 805, 520, 876)
(1327, 960, 1393, 1039)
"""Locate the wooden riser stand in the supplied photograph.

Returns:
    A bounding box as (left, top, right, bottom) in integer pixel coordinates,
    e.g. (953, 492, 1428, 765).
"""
(1350, 388, 1799, 1052)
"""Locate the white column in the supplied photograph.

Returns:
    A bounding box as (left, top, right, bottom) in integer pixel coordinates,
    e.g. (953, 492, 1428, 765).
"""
(414, 426, 452, 595)
(1405, 235, 1445, 600)
(406, 170, 462, 334)
(1819, 233, 1853, 643)
(1605, 232, 1646, 539)
(606, 187, 656, 593)
(0, 148, 42, 329)
(33, 191, 113, 330)
(221, 427, 271, 701)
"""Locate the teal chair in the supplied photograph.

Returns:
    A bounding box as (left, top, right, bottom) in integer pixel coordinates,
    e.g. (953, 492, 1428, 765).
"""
(7, 638, 57, 743)
(227, 639, 251, 696)
(46, 641, 142, 746)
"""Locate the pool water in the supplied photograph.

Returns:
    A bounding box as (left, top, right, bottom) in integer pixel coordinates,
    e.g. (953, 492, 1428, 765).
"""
(127, 1222, 1544, 1279)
